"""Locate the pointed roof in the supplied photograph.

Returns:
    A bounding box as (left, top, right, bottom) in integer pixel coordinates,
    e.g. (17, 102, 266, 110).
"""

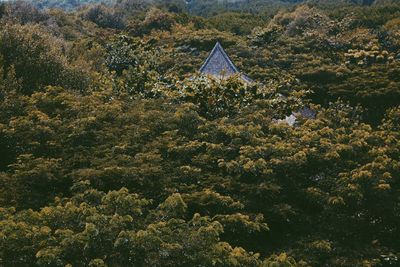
(200, 42, 251, 82)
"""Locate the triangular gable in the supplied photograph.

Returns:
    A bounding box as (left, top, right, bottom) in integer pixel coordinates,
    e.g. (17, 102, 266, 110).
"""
(199, 42, 252, 82)
(200, 42, 240, 77)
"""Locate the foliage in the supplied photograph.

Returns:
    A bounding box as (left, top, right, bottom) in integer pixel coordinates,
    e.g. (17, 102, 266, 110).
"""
(83, 4, 125, 29)
(1, 1, 400, 266)
(0, 23, 89, 94)
(0, 186, 265, 266)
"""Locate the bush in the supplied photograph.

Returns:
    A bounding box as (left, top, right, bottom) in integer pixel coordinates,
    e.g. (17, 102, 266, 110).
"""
(83, 4, 125, 29)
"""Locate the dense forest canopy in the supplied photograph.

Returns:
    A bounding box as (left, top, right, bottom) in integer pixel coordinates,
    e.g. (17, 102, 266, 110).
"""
(0, 0, 399, 266)
(17, 0, 400, 13)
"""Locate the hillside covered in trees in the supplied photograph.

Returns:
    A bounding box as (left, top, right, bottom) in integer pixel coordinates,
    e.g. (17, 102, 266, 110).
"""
(0, 0, 399, 266)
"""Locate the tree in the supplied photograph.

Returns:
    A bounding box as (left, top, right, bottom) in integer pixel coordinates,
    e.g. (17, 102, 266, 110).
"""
(0, 24, 89, 94)
(0, 186, 264, 266)
(83, 4, 125, 29)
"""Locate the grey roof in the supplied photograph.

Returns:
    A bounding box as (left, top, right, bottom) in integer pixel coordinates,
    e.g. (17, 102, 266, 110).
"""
(200, 42, 251, 82)
(295, 107, 317, 119)
(277, 107, 316, 126)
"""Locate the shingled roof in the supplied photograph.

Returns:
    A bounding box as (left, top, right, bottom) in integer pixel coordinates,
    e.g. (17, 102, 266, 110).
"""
(200, 42, 251, 82)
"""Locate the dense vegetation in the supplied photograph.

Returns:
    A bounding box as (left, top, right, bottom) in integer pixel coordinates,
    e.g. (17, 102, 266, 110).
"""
(0, 0, 399, 266)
